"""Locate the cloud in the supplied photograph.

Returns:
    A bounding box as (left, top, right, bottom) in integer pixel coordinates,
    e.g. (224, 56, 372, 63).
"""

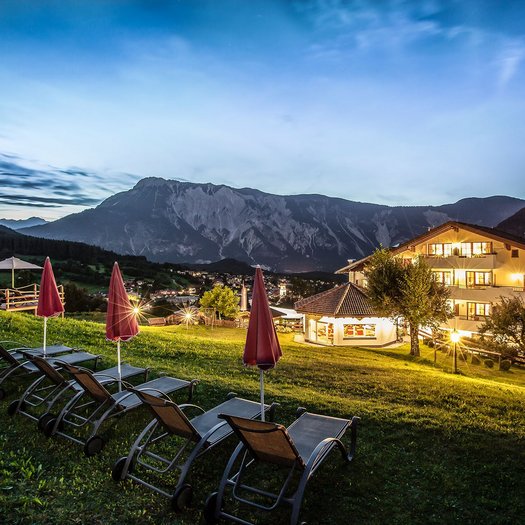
(0, 152, 140, 214)
(497, 42, 525, 88)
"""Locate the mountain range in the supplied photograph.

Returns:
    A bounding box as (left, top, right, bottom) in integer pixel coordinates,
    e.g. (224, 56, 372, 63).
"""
(0, 217, 48, 230)
(21, 178, 525, 272)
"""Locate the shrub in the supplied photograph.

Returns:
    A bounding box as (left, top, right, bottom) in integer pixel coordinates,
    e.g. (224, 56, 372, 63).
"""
(484, 359, 494, 369)
(471, 355, 481, 365)
(499, 359, 512, 372)
(458, 352, 467, 361)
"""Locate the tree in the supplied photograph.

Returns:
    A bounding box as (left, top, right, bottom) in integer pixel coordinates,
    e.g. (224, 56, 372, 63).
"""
(365, 249, 451, 356)
(479, 296, 525, 356)
(200, 285, 239, 320)
(63, 283, 106, 313)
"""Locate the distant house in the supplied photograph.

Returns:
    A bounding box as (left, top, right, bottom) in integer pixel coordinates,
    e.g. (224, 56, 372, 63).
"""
(295, 282, 397, 346)
(337, 221, 525, 336)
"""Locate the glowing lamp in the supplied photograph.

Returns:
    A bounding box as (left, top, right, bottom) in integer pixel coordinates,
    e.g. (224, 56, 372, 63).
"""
(511, 273, 523, 282)
(132, 306, 140, 315)
(450, 332, 460, 344)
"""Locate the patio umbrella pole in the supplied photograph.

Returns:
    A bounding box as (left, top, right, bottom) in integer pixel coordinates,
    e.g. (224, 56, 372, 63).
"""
(43, 317, 47, 357)
(117, 340, 122, 392)
(260, 369, 265, 422)
(11, 267, 14, 288)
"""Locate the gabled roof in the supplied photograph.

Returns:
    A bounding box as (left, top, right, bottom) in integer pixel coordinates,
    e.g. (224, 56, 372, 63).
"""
(294, 282, 377, 317)
(335, 255, 372, 274)
(335, 221, 525, 274)
(391, 221, 525, 254)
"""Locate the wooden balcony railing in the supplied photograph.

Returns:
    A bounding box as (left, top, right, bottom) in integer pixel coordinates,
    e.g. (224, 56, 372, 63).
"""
(0, 284, 65, 315)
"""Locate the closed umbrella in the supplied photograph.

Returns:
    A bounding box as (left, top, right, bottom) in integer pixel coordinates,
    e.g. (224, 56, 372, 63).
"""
(106, 262, 139, 390)
(243, 266, 282, 421)
(0, 256, 42, 288)
(37, 257, 64, 357)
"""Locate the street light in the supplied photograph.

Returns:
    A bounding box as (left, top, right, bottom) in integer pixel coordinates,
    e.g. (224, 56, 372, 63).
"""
(450, 331, 460, 374)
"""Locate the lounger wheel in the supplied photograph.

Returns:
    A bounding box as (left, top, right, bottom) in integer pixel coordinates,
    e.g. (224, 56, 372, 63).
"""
(112, 456, 132, 482)
(42, 417, 63, 437)
(7, 399, 25, 416)
(171, 483, 193, 512)
(0, 387, 6, 401)
(84, 435, 106, 457)
(38, 413, 55, 432)
(203, 492, 223, 524)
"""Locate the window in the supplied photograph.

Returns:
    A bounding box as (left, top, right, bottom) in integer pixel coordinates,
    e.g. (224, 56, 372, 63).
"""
(316, 322, 333, 343)
(343, 324, 376, 339)
(460, 242, 492, 257)
(432, 271, 452, 285)
(428, 243, 452, 257)
(466, 271, 492, 288)
(467, 303, 490, 319)
(512, 249, 519, 258)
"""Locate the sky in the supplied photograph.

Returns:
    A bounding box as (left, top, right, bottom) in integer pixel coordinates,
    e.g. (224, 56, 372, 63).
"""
(1, 0, 524, 220)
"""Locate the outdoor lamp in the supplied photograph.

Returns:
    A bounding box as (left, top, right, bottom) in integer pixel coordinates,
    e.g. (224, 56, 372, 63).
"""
(451, 331, 460, 374)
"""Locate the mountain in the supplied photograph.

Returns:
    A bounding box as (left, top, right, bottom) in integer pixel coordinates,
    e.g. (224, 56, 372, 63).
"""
(497, 206, 525, 239)
(21, 178, 525, 272)
(0, 217, 48, 230)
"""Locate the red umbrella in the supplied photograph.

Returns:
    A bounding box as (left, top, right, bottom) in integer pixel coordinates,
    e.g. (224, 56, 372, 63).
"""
(106, 262, 139, 388)
(37, 257, 64, 357)
(243, 266, 282, 420)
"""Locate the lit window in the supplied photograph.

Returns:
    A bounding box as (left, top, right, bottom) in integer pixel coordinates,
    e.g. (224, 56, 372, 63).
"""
(432, 271, 452, 285)
(461, 242, 492, 257)
(467, 303, 490, 319)
(343, 324, 376, 338)
(466, 272, 492, 287)
(428, 243, 452, 257)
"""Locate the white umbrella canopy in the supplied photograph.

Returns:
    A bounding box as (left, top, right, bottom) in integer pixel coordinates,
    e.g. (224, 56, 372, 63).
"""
(0, 256, 43, 288)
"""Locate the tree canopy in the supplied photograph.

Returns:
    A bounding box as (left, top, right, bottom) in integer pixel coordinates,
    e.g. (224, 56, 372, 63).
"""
(479, 296, 525, 357)
(365, 248, 451, 356)
(200, 285, 239, 320)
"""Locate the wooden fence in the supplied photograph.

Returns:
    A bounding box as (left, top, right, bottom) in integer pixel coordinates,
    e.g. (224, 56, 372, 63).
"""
(0, 284, 65, 315)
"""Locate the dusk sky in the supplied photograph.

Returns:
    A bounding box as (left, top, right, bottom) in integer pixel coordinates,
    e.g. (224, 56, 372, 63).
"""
(1, 0, 524, 220)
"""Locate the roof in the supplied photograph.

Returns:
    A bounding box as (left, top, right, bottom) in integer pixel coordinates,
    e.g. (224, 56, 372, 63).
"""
(335, 221, 525, 274)
(294, 282, 377, 317)
(335, 255, 372, 274)
(269, 306, 303, 319)
(391, 221, 525, 255)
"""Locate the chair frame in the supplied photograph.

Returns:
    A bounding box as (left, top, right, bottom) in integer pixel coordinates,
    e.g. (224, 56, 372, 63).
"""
(7, 354, 148, 426)
(43, 363, 198, 456)
(112, 391, 277, 511)
(0, 345, 99, 401)
(205, 409, 359, 525)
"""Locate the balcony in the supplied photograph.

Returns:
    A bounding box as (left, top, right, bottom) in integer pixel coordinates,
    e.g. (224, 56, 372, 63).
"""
(448, 286, 525, 302)
(424, 254, 497, 270)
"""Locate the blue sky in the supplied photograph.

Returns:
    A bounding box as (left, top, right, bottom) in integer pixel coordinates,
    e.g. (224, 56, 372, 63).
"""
(1, 0, 524, 219)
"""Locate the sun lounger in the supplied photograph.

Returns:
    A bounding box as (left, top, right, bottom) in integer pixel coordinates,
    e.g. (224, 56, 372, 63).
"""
(0, 342, 75, 368)
(204, 409, 359, 525)
(42, 362, 199, 456)
(112, 391, 278, 511)
(6, 354, 148, 428)
(0, 345, 100, 401)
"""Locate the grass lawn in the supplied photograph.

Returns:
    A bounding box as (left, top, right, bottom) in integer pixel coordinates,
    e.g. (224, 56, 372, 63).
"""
(1, 311, 524, 524)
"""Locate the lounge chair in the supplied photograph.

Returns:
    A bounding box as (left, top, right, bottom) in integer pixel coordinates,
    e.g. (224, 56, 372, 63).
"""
(6, 354, 148, 428)
(112, 391, 278, 511)
(0, 342, 75, 368)
(0, 345, 100, 401)
(42, 362, 199, 457)
(203, 409, 360, 525)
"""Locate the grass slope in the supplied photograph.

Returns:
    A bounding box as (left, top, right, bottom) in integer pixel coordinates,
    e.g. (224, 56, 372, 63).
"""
(1, 312, 524, 524)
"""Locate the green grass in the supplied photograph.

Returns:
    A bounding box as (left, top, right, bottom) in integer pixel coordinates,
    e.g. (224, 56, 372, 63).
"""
(1, 311, 524, 524)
